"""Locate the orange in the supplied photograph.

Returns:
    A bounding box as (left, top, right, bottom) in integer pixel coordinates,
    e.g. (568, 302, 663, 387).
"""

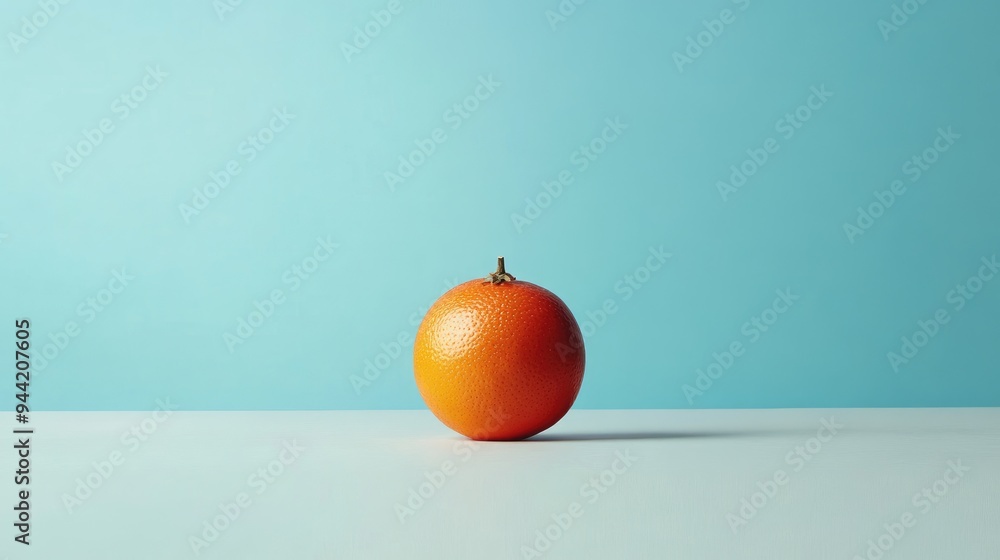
(413, 257, 585, 440)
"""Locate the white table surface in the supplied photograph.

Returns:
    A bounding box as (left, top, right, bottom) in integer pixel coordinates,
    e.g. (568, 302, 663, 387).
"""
(3, 408, 999, 559)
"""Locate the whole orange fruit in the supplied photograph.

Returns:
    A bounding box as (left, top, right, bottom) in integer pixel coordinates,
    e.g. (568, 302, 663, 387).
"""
(414, 257, 585, 441)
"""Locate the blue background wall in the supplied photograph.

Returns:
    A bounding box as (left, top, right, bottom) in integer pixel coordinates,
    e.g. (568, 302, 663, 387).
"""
(2, 1, 998, 410)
